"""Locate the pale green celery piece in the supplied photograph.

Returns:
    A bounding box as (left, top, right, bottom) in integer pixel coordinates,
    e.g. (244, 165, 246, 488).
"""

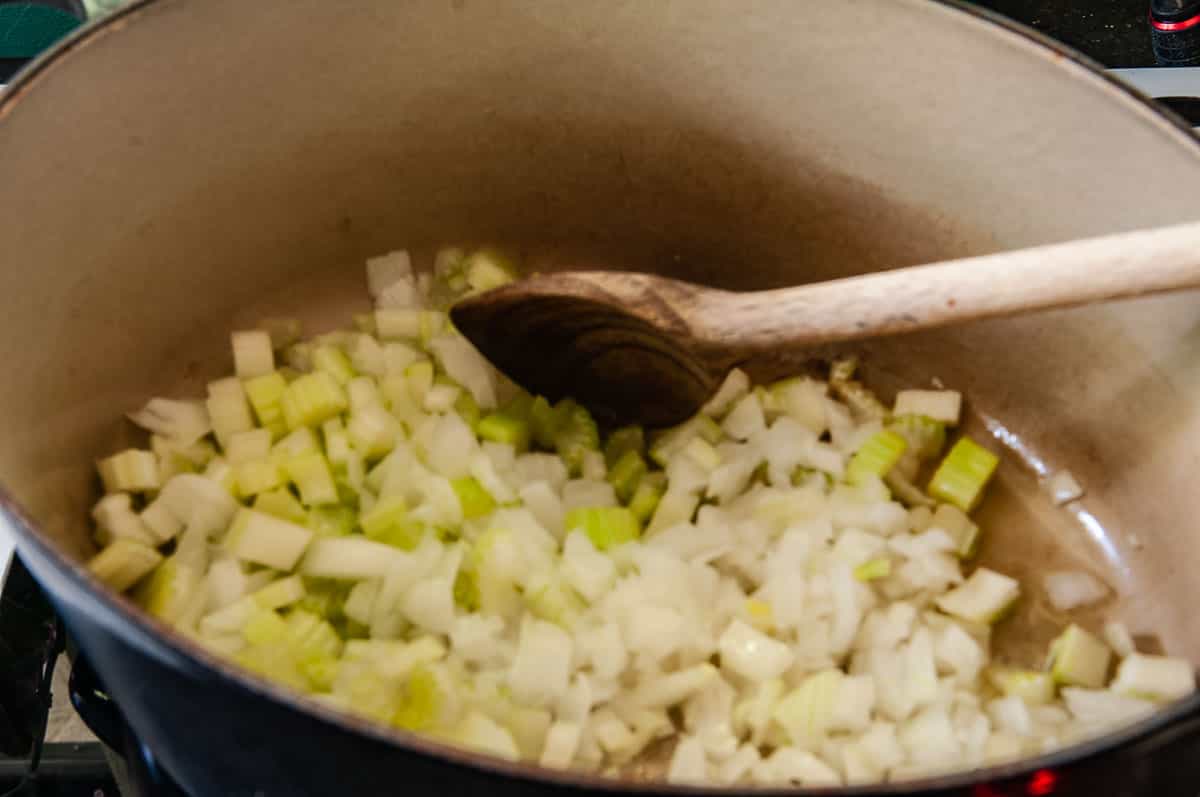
(628, 472, 666, 524)
(648, 415, 724, 468)
(853, 558, 892, 582)
(312, 345, 356, 385)
(454, 390, 481, 430)
(563, 506, 641, 551)
(930, 503, 981, 559)
(253, 575, 307, 610)
(453, 566, 481, 612)
(1046, 624, 1112, 688)
(986, 668, 1056, 705)
(237, 461, 284, 497)
(134, 557, 200, 621)
(88, 540, 163, 592)
(252, 489, 307, 525)
(607, 449, 648, 504)
(307, 505, 358, 537)
(476, 412, 531, 452)
(524, 571, 586, 628)
(243, 371, 290, 439)
(273, 427, 321, 461)
(284, 453, 340, 506)
(528, 396, 559, 450)
(280, 372, 348, 431)
(224, 508, 315, 571)
(553, 400, 599, 476)
(393, 665, 445, 730)
(887, 414, 947, 461)
(243, 607, 290, 646)
(845, 430, 908, 485)
(361, 495, 425, 550)
(935, 568, 1020, 625)
(463, 247, 520, 292)
(97, 449, 160, 493)
(452, 477, 497, 519)
(928, 437, 999, 513)
(405, 360, 435, 403)
(604, 426, 645, 468)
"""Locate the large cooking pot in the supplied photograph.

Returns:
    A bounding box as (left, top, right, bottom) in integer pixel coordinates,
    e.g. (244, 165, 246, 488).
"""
(3, 0, 1200, 794)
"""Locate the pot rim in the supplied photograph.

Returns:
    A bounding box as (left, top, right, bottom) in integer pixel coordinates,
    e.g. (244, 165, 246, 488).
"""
(1, 0, 1197, 793)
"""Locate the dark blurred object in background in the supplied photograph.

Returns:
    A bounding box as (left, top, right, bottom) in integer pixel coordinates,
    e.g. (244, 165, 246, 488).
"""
(0, 1, 85, 83)
(1151, 0, 1200, 65)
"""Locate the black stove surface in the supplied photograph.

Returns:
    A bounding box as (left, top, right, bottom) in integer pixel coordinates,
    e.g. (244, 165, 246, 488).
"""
(975, 0, 1156, 67)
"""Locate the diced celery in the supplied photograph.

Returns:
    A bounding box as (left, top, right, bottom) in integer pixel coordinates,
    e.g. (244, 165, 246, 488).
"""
(347, 377, 383, 413)
(134, 557, 201, 622)
(645, 488, 699, 536)
(253, 489, 308, 524)
(232, 330, 275, 378)
(236, 460, 284, 496)
(524, 571, 586, 629)
(253, 575, 306, 610)
(454, 390, 481, 430)
(607, 449, 647, 504)
(845, 430, 908, 486)
(392, 665, 446, 730)
(243, 607, 290, 646)
(272, 427, 321, 461)
(225, 429, 271, 465)
(307, 505, 357, 537)
(853, 558, 892, 582)
(628, 472, 666, 525)
(312, 345, 356, 385)
(452, 477, 497, 519)
(893, 390, 962, 425)
(604, 426, 645, 468)
(683, 437, 722, 472)
(97, 449, 160, 493)
(928, 437, 999, 513)
(405, 360, 435, 404)
(88, 540, 163, 591)
(224, 508, 314, 571)
(243, 372, 289, 438)
(562, 506, 640, 551)
(347, 405, 401, 460)
(360, 496, 424, 550)
(453, 566, 481, 612)
(935, 568, 1020, 624)
(477, 412, 531, 452)
(648, 415, 723, 467)
(463, 247, 520, 292)
(986, 668, 1056, 705)
(1046, 624, 1112, 689)
(929, 503, 980, 559)
(529, 395, 559, 449)
(553, 400, 599, 476)
(281, 372, 348, 431)
(887, 415, 947, 461)
(323, 418, 352, 467)
(284, 453, 339, 506)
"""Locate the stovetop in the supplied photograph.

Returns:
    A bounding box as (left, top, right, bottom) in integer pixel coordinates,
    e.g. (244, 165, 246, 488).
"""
(0, 2, 1195, 796)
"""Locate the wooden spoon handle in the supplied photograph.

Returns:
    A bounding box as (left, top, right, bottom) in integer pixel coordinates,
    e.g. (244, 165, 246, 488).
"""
(696, 220, 1200, 352)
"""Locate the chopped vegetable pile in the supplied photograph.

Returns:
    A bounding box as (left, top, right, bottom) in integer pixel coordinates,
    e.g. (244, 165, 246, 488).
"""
(86, 247, 1195, 786)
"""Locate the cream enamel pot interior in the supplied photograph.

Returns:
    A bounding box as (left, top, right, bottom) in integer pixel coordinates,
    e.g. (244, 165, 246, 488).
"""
(2, 1, 1200, 794)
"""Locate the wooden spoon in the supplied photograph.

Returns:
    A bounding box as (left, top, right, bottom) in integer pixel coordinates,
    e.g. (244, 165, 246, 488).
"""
(450, 221, 1200, 427)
